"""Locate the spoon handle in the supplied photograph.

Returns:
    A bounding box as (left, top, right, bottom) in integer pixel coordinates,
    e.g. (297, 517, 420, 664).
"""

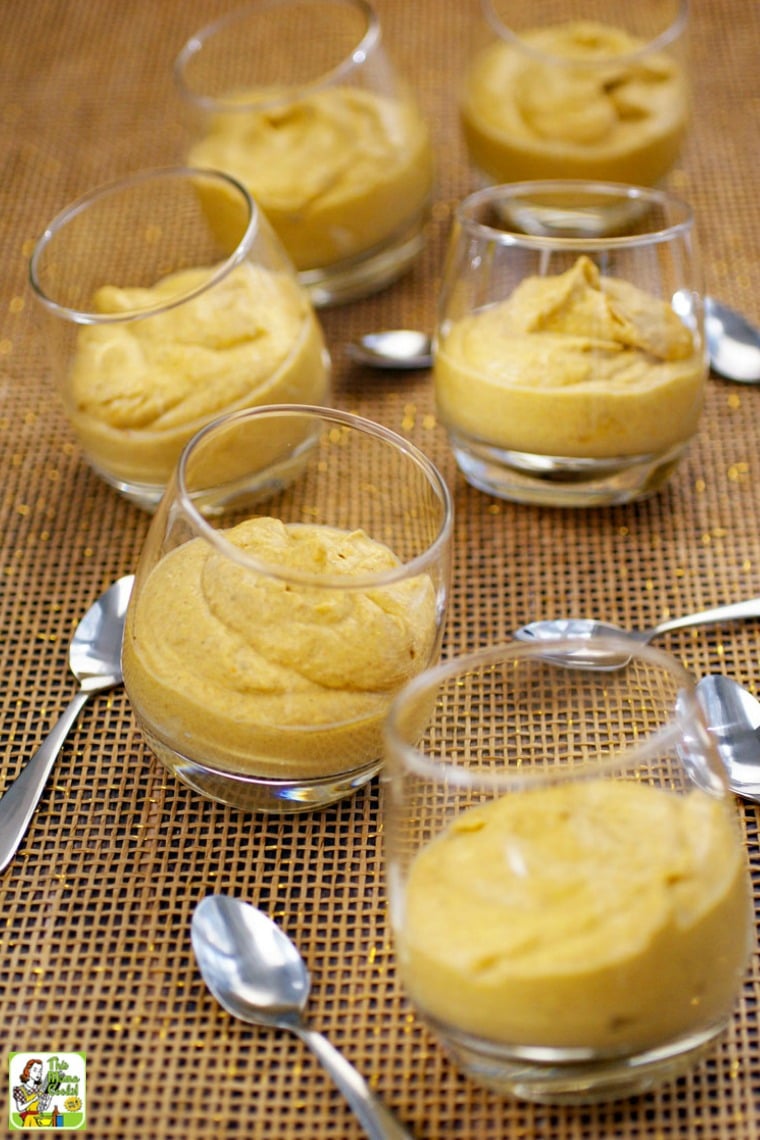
(296, 1024, 415, 1139)
(651, 597, 760, 638)
(0, 689, 90, 873)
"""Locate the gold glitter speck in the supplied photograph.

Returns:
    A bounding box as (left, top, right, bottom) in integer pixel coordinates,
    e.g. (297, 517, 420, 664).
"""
(728, 462, 749, 482)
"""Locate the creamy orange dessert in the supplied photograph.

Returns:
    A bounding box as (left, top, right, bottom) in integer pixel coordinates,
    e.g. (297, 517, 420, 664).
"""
(399, 779, 750, 1051)
(434, 255, 704, 458)
(462, 21, 689, 185)
(122, 517, 438, 778)
(188, 86, 433, 270)
(67, 262, 329, 488)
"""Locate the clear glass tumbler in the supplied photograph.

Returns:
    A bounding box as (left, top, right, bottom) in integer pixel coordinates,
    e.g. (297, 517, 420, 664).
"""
(174, 0, 434, 306)
(384, 638, 752, 1103)
(123, 404, 452, 813)
(433, 180, 707, 507)
(29, 166, 330, 510)
(462, 0, 690, 189)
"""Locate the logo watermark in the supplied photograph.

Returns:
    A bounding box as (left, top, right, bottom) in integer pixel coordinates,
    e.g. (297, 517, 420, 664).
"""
(8, 1052, 86, 1131)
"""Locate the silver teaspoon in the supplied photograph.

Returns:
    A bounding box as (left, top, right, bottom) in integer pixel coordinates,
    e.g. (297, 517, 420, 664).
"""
(348, 296, 760, 383)
(514, 597, 760, 672)
(191, 895, 414, 1140)
(704, 297, 760, 383)
(696, 675, 760, 802)
(347, 329, 433, 370)
(0, 575, 133, 872)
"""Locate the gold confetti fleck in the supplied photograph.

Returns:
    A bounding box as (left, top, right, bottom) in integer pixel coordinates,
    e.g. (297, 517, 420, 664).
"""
(727, 393, 741, 409)
(728, 462, 750, 483)
(9, 296, 24, 313)
(694, 478, 706, 493)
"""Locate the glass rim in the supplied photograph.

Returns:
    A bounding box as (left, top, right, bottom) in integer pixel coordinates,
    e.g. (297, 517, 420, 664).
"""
(481, 0, 689, 67)
(454, 180, 694, 251)
(173, 403, 454, 589)
(384, 636, 713, 791)
(28, 165, 260, 325)
(174, 0, 381, 113)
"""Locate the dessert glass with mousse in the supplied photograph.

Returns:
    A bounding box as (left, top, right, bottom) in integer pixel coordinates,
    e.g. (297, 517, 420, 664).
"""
(433, 180, 707, 507)
(383, 638, 752, 1104)
(462, 0, 689, 199)
(29, 166, 330, 510)
(174, 0, 434, 306)
(122, 405, 452, 813)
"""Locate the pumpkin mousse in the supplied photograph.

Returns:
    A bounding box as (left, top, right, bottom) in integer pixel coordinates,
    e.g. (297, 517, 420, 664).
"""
(67, 262, 329, 488)
(434, 255, 705, 458)
(188, 86, 433, 271)
(462, 20, 689, 185)
(122, 517, 438, 778)
(398, 779, 750, 1052)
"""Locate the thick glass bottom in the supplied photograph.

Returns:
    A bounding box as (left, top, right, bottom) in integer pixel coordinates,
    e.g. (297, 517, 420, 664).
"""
(449, 431, 689, 507)
(141, 727, 381, 813)
(85, 464, 166, 511)
(470, 173, 655, 238)
(299, 207, 429, 307)
(425, 1015, 729, 1104)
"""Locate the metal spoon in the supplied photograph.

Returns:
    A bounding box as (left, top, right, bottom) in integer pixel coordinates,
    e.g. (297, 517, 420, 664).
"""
(514, 597, 760, 671)
(191, 895, 414, 1140)
(696, 675, 760, 802)
(704, 296, 760, 383)
(348, 296, 760, 383)
(347, 329, 433, 371)
(0, 575, 133, 873)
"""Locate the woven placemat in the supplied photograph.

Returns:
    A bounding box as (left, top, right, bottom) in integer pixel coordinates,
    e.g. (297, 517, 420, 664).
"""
(1, 0, 759, 1136)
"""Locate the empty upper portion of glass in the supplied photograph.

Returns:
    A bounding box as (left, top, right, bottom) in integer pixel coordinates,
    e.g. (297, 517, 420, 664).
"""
(29, 166, 330, 509)
(384, 637, 751, 1103)
(174, 0, 434, 306)
(433, 180, 707, 507)
(462, 0, 690, 187)
(122, 404, 453, 813)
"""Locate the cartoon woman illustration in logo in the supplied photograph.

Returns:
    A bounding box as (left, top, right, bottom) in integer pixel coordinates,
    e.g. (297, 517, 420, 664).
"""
(11, 1058, 55, 1128)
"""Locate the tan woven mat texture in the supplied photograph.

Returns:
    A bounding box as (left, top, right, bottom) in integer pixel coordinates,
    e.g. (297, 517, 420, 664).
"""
(2, 0, 760, 1136)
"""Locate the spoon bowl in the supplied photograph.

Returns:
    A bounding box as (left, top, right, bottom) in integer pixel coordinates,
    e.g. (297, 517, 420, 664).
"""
(696, 675, 760, 802)
(347, 329, 433, 371)
(705, 297, 760, 383)
(349, 296, 760, 383)
(0, 575, 133, 873)
(514, 597, 760, 671)
(192, 895, 414, 1140)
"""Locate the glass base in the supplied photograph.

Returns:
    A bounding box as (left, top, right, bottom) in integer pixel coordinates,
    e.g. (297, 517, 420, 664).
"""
(471, 172, 655, 238)
(83, 461, 166, 511)
(298, 207, 429, 307)
(426, 1016, 728, 1105)
(142, 728, 381, 813)
(449, 431, 688, 507)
